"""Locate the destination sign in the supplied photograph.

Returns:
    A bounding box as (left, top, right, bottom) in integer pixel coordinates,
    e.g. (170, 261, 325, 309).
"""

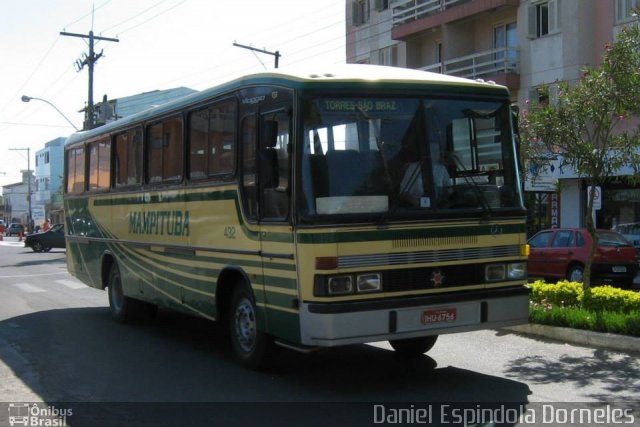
(319, 99, 408, 114)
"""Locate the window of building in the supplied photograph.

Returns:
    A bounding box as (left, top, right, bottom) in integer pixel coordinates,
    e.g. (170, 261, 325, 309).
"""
(114, 127, 142, 187)
(378, 45, 398, 66)
(529, 83, 560, 107)
(88, 137, 111, 191)
(147, 116, 183, 184)
(374, 0, 389, 11)
(352, 0, 370, 26)
(617, 0, 639, 23)
(66, 147, 86, 194)
(494, 22, 518, 70)
(188, 99, 236, 180)
(527, 0, 560, 38)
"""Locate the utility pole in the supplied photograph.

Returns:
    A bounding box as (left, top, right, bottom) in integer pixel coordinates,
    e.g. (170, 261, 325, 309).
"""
(61, 30, 119, 130)
(233, 42, 281, 69)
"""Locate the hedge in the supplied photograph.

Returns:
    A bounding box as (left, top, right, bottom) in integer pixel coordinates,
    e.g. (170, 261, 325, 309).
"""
(528, 280, 640, 337)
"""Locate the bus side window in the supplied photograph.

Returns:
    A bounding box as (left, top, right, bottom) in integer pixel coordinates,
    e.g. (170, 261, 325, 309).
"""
(188, 99, 236, 181)
(260, 112, 290, 220)
(241, 115, 257, 220)
(147, 116, 183, 184)
(88, 137, 111, 191)
(115, 128, 143, 187)
(66, 147, 86, 194)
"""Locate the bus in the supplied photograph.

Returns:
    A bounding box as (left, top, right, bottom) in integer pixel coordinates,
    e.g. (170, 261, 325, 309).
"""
(64, 64, 530, 368)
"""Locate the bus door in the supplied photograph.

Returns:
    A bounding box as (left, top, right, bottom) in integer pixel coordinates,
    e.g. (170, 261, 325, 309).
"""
(257, 108, 294, 333)
(240, 98, 293, 334)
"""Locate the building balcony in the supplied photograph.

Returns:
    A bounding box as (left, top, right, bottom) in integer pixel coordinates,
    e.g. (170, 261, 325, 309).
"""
(420, 46, 520, 90)
(392, 0, 518, 40)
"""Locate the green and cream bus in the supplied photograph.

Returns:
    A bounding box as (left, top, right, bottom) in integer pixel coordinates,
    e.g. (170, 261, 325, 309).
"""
(64, 65, 529, 368)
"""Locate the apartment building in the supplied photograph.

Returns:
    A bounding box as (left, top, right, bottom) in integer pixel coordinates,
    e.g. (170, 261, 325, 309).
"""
(34, 137, 66, 225)
(346, 0, 639, 234)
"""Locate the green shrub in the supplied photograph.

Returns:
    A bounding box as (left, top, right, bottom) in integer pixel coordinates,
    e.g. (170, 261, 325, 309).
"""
(583, 285, 640, 313)
(528, 280, 640, 336)
(529, 280, 582, 307)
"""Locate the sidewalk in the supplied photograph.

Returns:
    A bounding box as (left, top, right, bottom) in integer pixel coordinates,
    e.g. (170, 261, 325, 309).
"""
(504, 323, 640, 354)
(0, 235, 26, 247)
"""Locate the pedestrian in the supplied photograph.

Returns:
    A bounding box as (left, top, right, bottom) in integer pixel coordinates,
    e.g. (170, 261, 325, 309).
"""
(43, 219, 50, 232)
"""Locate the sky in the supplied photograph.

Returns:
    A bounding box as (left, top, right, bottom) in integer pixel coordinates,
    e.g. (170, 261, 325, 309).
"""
(0, 0, 346, 190)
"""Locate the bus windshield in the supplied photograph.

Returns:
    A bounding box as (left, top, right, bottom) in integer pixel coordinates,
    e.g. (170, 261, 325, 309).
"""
(300, 96, 522, 222)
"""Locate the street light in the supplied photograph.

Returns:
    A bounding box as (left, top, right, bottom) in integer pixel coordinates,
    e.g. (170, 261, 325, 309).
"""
(21, 95, 79, 131)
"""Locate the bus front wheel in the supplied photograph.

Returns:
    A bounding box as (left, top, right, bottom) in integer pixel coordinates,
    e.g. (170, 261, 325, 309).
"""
(389, 335, 438, 357)
(228, 284, 270, 369)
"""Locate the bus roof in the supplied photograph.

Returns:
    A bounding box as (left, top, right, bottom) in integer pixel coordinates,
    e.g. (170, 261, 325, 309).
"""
(65, 64, 509, 147)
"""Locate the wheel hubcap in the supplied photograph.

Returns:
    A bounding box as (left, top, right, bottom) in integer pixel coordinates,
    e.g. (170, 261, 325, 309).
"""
(234, 297, 256, 353)
(570, 269, 583, 282)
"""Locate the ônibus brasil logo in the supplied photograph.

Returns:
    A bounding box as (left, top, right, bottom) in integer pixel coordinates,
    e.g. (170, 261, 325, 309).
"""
(7, 403, 72, 426)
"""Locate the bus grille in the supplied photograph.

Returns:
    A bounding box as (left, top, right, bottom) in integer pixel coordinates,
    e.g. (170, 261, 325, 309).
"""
(392, 235, 477, 249)
(383, 264, 485, 291)
(337, 245, 520, 269)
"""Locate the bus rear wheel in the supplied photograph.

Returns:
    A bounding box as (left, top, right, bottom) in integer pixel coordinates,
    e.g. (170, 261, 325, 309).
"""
(389, 335, 438, 357)
(108, 264, 136, 323)
(228, 284, 270, 369)
(107, 264, 157, 323)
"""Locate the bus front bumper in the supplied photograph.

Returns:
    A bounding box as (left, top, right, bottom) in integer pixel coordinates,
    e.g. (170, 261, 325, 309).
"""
(299, 286, 530, 347)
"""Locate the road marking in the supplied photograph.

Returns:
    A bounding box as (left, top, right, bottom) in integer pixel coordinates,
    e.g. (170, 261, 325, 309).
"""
(55, 279, 85, 290)
(0, 272, 68, 279)
(11, 283, 46, 293)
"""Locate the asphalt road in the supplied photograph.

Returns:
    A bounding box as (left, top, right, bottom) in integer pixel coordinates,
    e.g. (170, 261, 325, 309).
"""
(0, 238, 638, 426)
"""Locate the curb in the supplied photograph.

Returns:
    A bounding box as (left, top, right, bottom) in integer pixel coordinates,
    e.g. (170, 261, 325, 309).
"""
(503, 324, 640, 354)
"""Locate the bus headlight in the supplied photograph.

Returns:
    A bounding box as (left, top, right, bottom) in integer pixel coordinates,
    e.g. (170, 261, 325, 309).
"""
(507, 262, 527, 279)
(485, 264, 506, 281)
(314, 273, 384, 296)
(357, 273, 382, 293)
(327, 276, 353, 295)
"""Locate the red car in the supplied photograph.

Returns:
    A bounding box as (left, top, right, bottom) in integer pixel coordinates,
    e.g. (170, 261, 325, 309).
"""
(527, 228, 638, 287)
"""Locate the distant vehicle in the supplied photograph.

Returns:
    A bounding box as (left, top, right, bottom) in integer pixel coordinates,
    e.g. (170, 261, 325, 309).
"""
(24, 224, 65, 252)
(612, 222, 640, 253)
(5, 223, 24, 237)
(528, 227, 638, 288)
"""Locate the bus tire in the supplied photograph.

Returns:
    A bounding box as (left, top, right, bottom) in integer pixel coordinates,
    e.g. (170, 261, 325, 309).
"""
(389, 335, 438, 357)
(107, 264, 136, 324)
(228, 283, 270, 369)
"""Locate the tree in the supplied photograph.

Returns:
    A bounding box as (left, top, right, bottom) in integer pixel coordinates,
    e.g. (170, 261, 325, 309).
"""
(519, 21, 640, 289)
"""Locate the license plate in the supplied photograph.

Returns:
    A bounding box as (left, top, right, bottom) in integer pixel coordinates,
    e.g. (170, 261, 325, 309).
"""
(421, 308, 456, 325)
(612, 266, 627, 273)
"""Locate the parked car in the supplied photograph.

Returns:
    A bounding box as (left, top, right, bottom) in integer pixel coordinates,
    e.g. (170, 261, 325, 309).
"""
(5, 223, 25, 237)
(24, 224, 65, 252)
(612, 222, 640, 254)
(527, 227, 638, 288)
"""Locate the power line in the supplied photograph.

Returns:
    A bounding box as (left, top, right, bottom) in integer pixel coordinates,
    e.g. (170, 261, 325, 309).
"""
(111, 0, 189, 36)
(99, 0, 170, 34)
(0, 121, 74, 129)
(62, 0, 115, 30)
(0, 36, 61, 117)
